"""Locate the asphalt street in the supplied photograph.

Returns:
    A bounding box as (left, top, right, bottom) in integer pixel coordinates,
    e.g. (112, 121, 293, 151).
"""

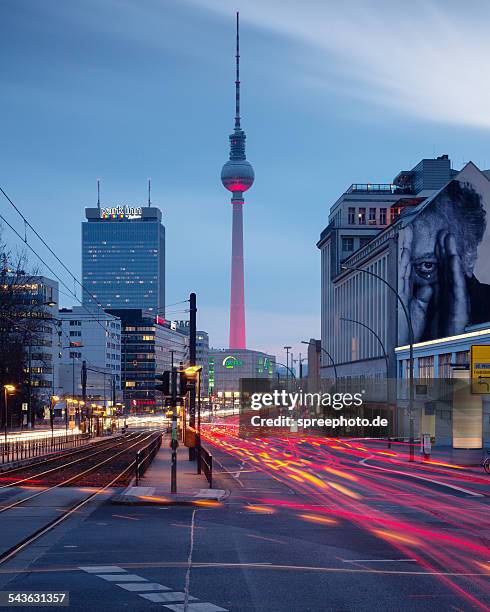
(0, 434, 488, 611)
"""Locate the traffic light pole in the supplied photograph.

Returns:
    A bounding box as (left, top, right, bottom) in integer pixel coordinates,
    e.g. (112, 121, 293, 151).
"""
(171, 366, 178, 493)
(188, 292, 197, 461)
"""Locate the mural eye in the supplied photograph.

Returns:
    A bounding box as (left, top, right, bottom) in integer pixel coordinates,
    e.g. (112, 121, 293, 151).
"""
(415, 261, 437, 279)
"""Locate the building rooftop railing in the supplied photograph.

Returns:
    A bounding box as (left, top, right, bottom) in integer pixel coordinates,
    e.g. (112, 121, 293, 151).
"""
(346, 183, 397, 194)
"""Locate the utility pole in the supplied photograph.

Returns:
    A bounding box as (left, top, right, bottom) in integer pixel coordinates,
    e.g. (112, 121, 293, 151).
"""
(189, 292, 197, 461)
(284, 346, 291, 384)
(298, 353, 305, 380)
(28, 345, 33, 429)
(170, 366, 178, 493)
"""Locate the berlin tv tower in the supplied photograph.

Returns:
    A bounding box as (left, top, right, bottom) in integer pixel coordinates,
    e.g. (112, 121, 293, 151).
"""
(221, 12, 255, 349)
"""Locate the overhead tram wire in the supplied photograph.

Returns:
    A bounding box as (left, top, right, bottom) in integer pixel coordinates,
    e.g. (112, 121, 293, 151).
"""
(0, 186, 191, 338)
(0, 186, 111, 323)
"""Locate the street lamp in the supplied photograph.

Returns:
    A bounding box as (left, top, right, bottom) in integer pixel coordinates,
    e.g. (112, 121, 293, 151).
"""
(50, 395, 60, 444)
(339, 317, 389, 373)
(340, 317, 391, 438)
(276, 362, 296, 380)
(341, 263, 415, 461)
(65, 397, 73, 433)
(3, 385, 15, 446)
(300, 341, 337, 380)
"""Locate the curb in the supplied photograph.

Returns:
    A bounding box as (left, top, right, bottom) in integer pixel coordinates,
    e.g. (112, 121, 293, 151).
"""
(111, 486, 229, 506)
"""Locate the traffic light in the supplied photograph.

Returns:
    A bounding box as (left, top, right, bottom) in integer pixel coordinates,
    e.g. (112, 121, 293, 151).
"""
(179, 370, 189, 397)
(154, 371, 171, 395)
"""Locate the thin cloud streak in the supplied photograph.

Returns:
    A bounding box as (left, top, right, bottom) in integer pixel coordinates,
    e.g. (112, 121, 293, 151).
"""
(191, 0, 490, 128)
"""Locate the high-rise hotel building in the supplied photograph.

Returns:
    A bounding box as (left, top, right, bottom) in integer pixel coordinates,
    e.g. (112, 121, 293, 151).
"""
(82, 205, 165, 313)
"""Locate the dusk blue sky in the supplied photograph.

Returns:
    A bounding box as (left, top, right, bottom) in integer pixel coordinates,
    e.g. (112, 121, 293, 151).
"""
(2, 0, 490, 363)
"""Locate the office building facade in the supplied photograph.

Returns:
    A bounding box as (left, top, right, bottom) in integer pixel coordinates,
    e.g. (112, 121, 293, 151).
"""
(82, 205, 165, 312)
(108, 310, 188, 412)
(58, 306, 122, 398)
(317, 155, 463, 380)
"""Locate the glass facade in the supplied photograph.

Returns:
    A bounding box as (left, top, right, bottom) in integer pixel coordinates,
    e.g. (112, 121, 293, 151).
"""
(82, 207, 165, 312)
(108, 309, 187, 413)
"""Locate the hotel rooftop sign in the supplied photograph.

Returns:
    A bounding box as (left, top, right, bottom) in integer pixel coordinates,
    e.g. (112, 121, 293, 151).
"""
(100, 205, 142, 219)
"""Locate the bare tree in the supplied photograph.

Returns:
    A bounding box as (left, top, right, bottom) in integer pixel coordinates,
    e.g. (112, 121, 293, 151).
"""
(0, 244, 48, 428)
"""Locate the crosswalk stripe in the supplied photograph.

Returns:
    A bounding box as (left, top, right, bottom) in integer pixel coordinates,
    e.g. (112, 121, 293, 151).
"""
(116, 582, 171, 592)
(165, 603, 229, 612)
(140, 592, 196, 603)
(79, 566, 126, 573)
(97, 574, 147, 582)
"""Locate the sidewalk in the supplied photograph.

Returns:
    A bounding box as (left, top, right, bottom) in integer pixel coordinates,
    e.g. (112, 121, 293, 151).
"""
(365, 439, 485, 472)
(111, 436, 227, 505)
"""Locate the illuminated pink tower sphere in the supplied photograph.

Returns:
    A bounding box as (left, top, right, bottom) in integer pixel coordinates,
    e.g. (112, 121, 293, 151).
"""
(221, 12, 254, 350)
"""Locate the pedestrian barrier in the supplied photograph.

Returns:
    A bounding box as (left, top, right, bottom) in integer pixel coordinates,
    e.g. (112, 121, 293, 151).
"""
(0, 432, 91, 465)
(199, 445, 213, 488)
(135, 433, 162, 485)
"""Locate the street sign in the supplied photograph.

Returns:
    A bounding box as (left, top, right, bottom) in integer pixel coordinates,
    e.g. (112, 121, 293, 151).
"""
(470, 344, 490, 394)
(22, 403, 28, 412)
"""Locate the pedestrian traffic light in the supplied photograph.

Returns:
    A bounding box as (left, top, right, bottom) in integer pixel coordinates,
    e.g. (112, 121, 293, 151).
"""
(155, 371, 171, 395)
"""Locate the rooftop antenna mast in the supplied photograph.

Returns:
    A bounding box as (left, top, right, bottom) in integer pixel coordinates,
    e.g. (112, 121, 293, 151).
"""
(148, 177, 151, 207)
(97, 178, 101, 211)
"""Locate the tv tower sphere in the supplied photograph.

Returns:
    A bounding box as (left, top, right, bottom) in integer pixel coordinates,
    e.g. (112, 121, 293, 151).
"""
(221, 158, 255, 194)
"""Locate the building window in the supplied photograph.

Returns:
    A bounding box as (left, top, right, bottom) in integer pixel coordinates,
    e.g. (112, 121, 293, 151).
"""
(379, 208, 387, 225)
(455, 351, 469, 366)
(358, 208, 366, 225)
(418, 356, 434, 379)
(342, 237, 354, 252)
(368, 208, 376, 225)
(69, 331, 81, 337)
(439, 353, 452, 379)
(359, 237, 371, 248)
(348, 207, 355, 224)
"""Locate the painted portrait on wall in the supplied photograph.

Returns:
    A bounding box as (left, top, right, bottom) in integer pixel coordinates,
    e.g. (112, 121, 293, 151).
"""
(398, 163, 490, 345)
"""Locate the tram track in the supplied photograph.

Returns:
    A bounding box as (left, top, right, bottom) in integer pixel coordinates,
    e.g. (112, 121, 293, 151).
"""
(0, 432, 145, 489)
(0, 431, 163, 567)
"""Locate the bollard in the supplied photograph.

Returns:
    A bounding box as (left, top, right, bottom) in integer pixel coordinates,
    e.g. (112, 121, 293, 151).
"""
(135, 450, 141, 485)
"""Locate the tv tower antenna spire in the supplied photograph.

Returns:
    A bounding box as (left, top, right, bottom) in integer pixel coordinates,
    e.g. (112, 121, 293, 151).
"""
(235, 11, 240, 129)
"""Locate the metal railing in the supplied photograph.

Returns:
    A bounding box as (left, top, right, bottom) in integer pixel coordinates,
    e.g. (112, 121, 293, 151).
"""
(0, 432, 91, 465)
(199, 445, 213, 488)
(135, 433, 162, 485)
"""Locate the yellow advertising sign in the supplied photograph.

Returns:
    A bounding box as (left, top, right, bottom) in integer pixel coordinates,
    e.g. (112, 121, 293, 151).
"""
(470, 344, 490, 394)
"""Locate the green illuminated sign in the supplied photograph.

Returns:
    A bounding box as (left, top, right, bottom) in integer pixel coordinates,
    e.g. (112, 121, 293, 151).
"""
(222, 355, 243, 369)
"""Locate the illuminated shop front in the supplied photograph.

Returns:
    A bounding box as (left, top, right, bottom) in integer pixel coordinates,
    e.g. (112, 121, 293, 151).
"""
(208, 349, 276, 397)
(396, 325, 490, 461)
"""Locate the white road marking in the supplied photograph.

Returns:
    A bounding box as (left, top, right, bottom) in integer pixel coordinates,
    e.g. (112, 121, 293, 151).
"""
(213, 455, 244, 488)
(342, 559, 417, 563)
(98, 574, 147, 582)
(140, 592, 195, 603)
(184, 509, 197, 609)
(359, 457, 484, 497)
(79, 566, 126, 573)
(117, 582, 171, 591)
(80, 564, 228, 611)
(165, 604, 229, 612)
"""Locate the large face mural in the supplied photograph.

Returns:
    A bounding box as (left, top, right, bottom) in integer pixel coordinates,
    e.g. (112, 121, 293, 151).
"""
(398, 164, 490, 345)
